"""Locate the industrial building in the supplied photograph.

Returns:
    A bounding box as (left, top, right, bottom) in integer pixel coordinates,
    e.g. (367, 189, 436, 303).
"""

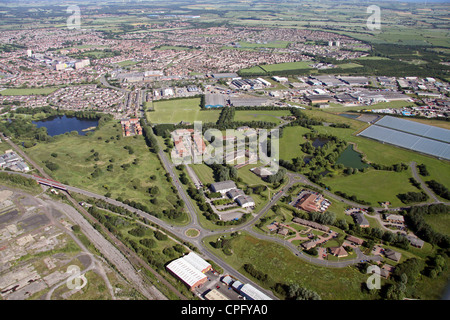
(205, 93, 226, 108)
(166, 252, 212, 291)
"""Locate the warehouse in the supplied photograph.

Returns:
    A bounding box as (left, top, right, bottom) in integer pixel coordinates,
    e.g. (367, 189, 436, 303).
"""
(205, 93, 226, 108)
(228, 96, 269, 107)
(166, 257, 208, 290)
(182, 252, 212, 273)
(240, 284, 272, 300)
(210, 180, 237, 194)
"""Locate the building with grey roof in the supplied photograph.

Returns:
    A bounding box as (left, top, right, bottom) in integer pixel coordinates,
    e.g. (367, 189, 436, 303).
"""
(353, 212, 369, 228)
(210, 180, 237, 194)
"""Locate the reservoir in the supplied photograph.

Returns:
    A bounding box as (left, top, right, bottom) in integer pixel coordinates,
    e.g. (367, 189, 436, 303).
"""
(33, 115, 98, 137)
(336, 145, 369, 170)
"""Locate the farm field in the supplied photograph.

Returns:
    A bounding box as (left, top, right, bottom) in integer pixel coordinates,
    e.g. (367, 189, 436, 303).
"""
(146, 98, 221, 124)
(23, 120, 188, 225)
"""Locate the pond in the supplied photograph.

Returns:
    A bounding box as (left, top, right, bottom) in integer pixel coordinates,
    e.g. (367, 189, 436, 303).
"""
(336, 145, 369, 170)
(312, 138, 329, 148)
(339, 113, 360, 119)
(33, 115, 98, 137)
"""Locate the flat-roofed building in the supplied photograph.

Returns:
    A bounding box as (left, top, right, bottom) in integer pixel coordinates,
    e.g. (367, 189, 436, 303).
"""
(205, 289, 230, 300)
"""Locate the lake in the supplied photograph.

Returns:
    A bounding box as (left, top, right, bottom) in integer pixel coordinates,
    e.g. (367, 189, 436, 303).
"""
(336, 145, 369, 170)
(33, 115, 98, 137)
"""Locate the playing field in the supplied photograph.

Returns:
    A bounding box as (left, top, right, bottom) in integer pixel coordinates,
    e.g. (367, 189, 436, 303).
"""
(0, 87, 58, 96)
(146, 98, 221, 124)
(261, 61, 312, 72)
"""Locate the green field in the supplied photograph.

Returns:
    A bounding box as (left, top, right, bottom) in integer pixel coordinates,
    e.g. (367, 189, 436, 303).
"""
(116, 60, 141, 67)
(261, 61, 312, 72)
(24, 120, 188, 224)
(323, 169, 422, 207)
(190, 163, 215, 185)
(279, 126, 310, 162)
(234, 110, 291, 124)
(146, 98, 221, 124)
(0, 87, 58, 96)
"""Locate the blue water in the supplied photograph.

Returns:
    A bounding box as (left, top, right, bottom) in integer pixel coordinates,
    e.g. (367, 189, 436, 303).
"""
(33, 115, 98, 137)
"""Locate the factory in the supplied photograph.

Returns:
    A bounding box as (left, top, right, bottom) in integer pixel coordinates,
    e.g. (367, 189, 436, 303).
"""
(166, 252, 212, 291)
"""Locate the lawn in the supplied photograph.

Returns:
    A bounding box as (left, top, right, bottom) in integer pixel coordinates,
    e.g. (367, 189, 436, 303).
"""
(190, 163, 215, 185)
(146, 98, 221, 124)
(323, 169, 421, 207)
(0, 87, 58, 96)
(234, 110, 291, 124)
(24, 120, 188, 224)
(279, 126, 311, 162)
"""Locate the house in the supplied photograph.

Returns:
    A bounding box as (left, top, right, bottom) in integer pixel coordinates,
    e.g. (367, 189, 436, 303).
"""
(385, 214, 405, 224)
(384, 248, 402, 262)
(406, 235, 425, 249)
(329, 246, 348, 258)
(353, 212, 369, 228)
(301, 240, 318, 250)
(381, 264, 395, 279)
(277, 228, 289, 236)
(292, 217, 329, 232)
(346, 235, 364, 246)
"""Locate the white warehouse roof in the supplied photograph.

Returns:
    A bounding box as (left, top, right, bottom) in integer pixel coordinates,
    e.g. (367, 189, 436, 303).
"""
(182, 252, 211, 273)
(166, 257, 206, 288)
(240, 284, 272, 300)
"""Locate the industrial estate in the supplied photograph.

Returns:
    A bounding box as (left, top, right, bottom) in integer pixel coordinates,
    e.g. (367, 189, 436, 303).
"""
(0, 0, 448, 307)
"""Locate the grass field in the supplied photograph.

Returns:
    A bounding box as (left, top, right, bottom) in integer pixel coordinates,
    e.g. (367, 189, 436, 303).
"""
(190, 163, 215, 185)
(323, 169, 422, 207)
(261, 61, 312, 72)
(234, 110, 291, 124)
(24, 120, 188, 224)
(0, 87, 58, 96)
(279, 126, 310, 162)
(146, 98, 221, 124)
(116, 60, 141, 67)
